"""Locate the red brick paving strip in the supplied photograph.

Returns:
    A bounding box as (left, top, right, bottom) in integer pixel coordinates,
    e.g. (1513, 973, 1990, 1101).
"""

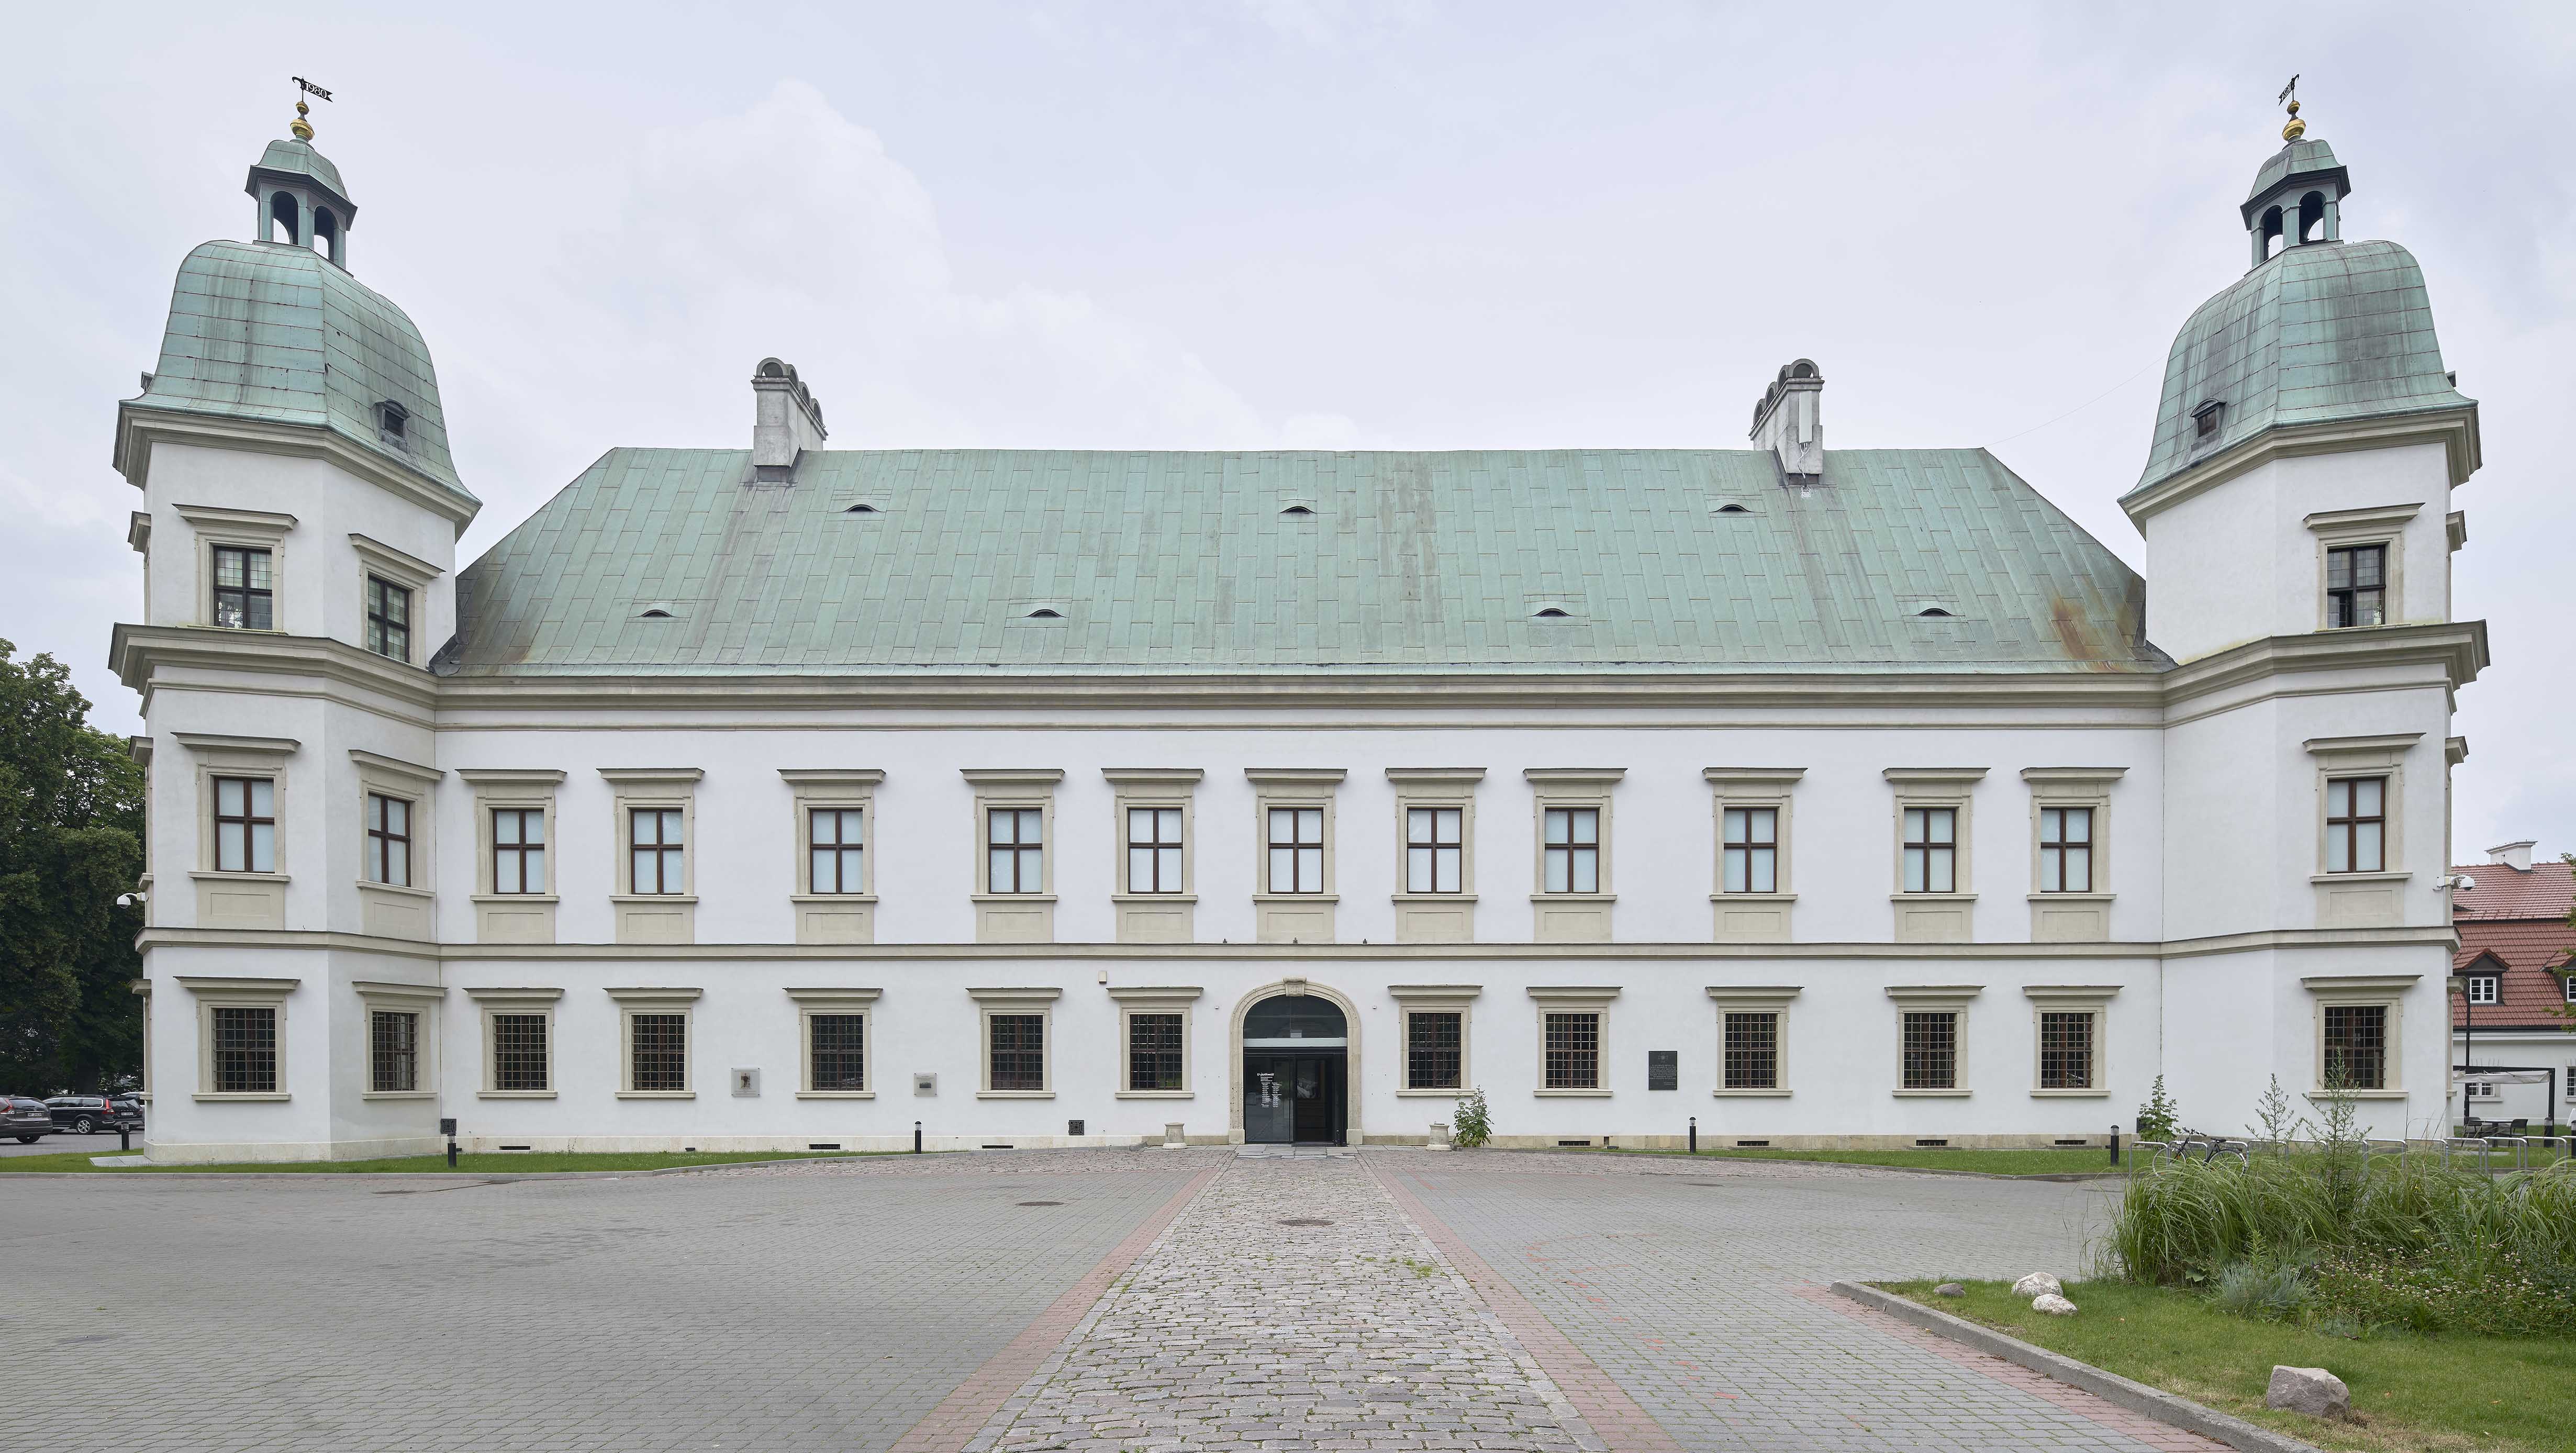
(1792, 1285, 2228, 1451)
(887, 1162, 1222, 1453)
(1375, 1162, 1686, 1453)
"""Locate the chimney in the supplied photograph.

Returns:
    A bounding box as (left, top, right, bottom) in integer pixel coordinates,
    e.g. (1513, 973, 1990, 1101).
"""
(2485, 840, 2536, 873)
(750, 357, 828, 482)
(1749, 360, 1823, 479)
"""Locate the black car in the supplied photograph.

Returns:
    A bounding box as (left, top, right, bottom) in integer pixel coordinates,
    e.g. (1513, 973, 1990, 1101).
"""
(44, 1096, 143, 1135)
(3, 1098, 50, 1143)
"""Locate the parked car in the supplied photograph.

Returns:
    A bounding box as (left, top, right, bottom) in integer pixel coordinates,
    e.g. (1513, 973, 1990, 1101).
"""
(44, 1096, 143, 1135)
(3, 1098, 51, 1142)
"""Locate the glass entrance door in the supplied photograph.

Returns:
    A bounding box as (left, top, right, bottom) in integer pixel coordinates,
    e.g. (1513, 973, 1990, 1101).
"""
(1242, 1050, 1346, 1144)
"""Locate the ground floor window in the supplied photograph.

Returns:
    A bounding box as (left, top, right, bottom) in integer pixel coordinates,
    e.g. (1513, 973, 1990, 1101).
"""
(1127, 1013, 1184, 1092)
(990, 1013, 1046, 1091)
(1543, 1011, 1600, 1090)
(809, 1013, 866, 1092)
(1723, 1011, 1780, 1090)
(370, 1010, 418, 1092)
(211, 1006, 277, 1093)
(2323, 1004, 2387, 1089)
(1902, 1010, 1958, 1090)
(492, 1013, 550, 1092)
(2037, 1011, 2095, 1090)
(627, 1012, 688, 1092)
(1407, 1010, 1463, 1090)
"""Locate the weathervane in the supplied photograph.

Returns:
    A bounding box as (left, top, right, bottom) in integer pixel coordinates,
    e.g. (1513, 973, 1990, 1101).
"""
(289, 75, 333, 142)
(2278, 74, 2304, 142)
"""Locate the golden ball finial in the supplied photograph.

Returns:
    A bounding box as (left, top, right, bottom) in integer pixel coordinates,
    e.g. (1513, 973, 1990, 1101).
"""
(290, 98, 314, 142)
(2281, 98, 2305, 143)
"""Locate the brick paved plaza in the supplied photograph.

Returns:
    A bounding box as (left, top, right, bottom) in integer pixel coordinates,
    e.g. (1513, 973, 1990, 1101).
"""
(1, 1149, 2221, 1452)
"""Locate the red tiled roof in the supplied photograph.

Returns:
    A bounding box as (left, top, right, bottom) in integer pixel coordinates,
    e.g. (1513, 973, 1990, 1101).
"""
(2450, 860, 2574, 921)
(2452, 922, 2574, 1029)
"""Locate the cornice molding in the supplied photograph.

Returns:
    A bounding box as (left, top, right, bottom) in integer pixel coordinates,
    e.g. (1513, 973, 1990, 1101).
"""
(117, 404, 479, 528)
(2160, 621, 2486, 713)
(112, 622, 440, 716)
(2122, 406, 2482, 526)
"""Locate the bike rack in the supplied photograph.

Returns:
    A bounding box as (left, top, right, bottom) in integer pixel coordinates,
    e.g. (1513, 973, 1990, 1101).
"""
(2440, 1136, 2492, 1172)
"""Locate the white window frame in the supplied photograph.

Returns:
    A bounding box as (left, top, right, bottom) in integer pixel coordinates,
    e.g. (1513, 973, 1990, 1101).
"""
(1886, 985, 1981, 1098)
(1705, 768, 1801, 944)
(971, 986, 1061, 1099)
(603, 768, 702, 946)
(1247, 768, 1344, 944)
(2305, 504, 2417, 631)
(2463, 973, 2499, 1006)
(469, 986, 562, 1098)
(2300, 974, 2416, 1099)
(349, 532, 442, 667)
(783, 769, 883, 946)
(1388, 768, 1482, 945)
(966, 768, 1062, 945)
(1391, 983, 1480, 1098)
(611, 987, 700, 1099)
(175, 504, 293, 632)
(355, 980, 442, 1100)
(1107, 768, 1201, 945)
(787, 986, 880, 1098)
(1529, 986, 1618, 1098)
(1885, 769, 1984, 944)
(1109, 985, 1202, 1099)
(2024, 985, 2116, 1098)
(1706, 985, 1800, 1097)
(462, 769, 564, 945)
(176, 975, 297, 1102)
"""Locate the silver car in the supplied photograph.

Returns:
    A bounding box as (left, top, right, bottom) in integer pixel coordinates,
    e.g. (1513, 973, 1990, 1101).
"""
(2, 1097, 51, 1143)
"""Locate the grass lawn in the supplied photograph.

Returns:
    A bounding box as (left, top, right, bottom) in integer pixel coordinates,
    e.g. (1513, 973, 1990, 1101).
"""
(0, 1148, 919, 1174)
(1882, 1278, 2576, 1453)
(1571, 1145, 2125, 1177)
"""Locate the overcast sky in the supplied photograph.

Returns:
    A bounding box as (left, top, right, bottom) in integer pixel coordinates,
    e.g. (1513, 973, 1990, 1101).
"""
(3, 3, 2568, 861)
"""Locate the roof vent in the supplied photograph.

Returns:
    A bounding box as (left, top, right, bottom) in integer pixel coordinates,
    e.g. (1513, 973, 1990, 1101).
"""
(375, 399, 409, 443)
(1022, 606, 1064, 620)
(842, 501, 880, 515)
(1278, 503, 1317, 518)
(1531, 604, 1577, 620)
(1709, 499, 1754, 515)
(639, 608, 674, 620)
(1915, 606, 1956, 618)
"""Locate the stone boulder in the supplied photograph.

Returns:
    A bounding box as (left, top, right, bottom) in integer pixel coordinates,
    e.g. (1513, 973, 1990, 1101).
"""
(2010, 1272, 2063, 1299)
(2031, 1293, 2078, 1316)
(1933, 1282, 1966, 1298)
(2265, 1366, 2350, 1419)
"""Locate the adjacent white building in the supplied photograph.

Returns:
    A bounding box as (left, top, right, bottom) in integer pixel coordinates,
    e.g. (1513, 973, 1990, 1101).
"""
(116, 109, 2487, 1160)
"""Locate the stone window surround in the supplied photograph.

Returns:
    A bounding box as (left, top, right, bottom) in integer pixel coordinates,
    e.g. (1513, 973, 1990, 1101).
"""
(1388, 767, 1484, 945)
(1390, 983, 1481, 1098)
(1704, 768, 1803, 945)
(610, 986, 701, 1099)
(603, 768, 703, 946)
(1247, 768, 1344, 945)
(2306, 734, 2417, 933)
(1886, 768, 1986, 945)
(352, 750, 439, 938)
(355, 979, 442, 1100)
(1528, 985, 1619, 1098)
(2305, 503, 2420, 631)
(1109, 985, 1203, 1099)
(787, 986, 880, 1097)
(2023, 985, 2118, 1098)
(348, 532, 442, 668)
(1526, 768, 1622, 944)
(467, 986, 561, 1098)
(1705, 985, 1800, 1097)
(1885, 983, 1982, 1098)
(2301, 973, 2417, 1099)
(2023, 767, 2122, 944)
(967, 768, 1061, 945)
(783, 768, 883, 946)
(971, 986, 1061, 1098)
(1105, 768, 1202, 945)
(174, 502, 293, 631)
(179, 731, 298, 932)
(176, 975, 297, 1102)
(461, 769, 565, 945)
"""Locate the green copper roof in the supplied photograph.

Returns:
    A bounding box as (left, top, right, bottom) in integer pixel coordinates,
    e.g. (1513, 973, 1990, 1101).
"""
(2244, 138, 2342, 214)
(446, 448, 2162, 678)
(2129, 240, 2470, 498)
(247, 139, 352, 211)
(129, 240, 474, 505)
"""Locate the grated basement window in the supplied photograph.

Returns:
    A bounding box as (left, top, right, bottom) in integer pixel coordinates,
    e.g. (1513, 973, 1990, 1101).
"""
(809, 1013, 866, 1092)
(990, 1014, 1045, 1091)
(1407, 1011, 1462, 1091)
(1723, 1011, 1779, 1090)
(212, 1006, 278, 1093)
(1127, 1012, 1184, 1092)
(630, 1013, 688, 1092)
(1902, 1010, 1957, 1090)
(2323, 1004, 2388, 1090)
(492, 1013, 549, 1092)
(1544, 1011, 1600, 1090)
(370, 1010, 418, 1093)
(2038, 1011, 2094, 1090)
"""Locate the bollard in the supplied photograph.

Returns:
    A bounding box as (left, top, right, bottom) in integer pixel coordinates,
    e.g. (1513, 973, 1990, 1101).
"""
(913, 1120, 922, 1154)
(1689, 1117, 1698, 1155)
(441, 1115, 458, 1169)
(120, 1127, 130, 1153)
(2109, 1125, 2121, 1167)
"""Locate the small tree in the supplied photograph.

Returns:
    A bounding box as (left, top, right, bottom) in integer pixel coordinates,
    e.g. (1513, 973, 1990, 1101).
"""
(2135, 1075, 2181, 1142)
(2247, 1074, 2300, 1148)
(1451, 1087, 1492, 1149)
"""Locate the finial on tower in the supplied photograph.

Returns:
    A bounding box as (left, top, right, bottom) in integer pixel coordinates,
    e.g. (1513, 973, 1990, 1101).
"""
(289, 76, 333, 142)
(2278, 74, 2304, 142)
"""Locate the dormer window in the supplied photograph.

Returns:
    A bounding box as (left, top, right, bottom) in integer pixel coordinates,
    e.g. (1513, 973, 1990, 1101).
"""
(2192, 399, 2225, 441)
(375, 400, 409, 443)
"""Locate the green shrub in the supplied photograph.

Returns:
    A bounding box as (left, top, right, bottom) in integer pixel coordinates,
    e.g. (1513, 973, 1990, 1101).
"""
(2134, 1075, 2181, 1143)
(2211, 1255, 2312, 1322)
(1451, 1087, 1491, 1149)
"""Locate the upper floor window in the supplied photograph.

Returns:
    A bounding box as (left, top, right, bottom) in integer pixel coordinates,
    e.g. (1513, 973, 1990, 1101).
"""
(492, 807, 545, 893)
(2326, 544, 2385, 628)
(1406, 807, 1463, 894)
(366, 576, 411, 661)
(365, 792, 412, 887)
(2324, 777, 2386, 874)
(1267, 807, 1326, 893)
(2464, 974, 2499, 1006)
(213, 545, 274, 630)
(630, 807, 685, 895)
(1541, 808, 1600, 894)
(988, 807, 1044, 894)
(2038, 807, 2092, 893)
(1722, 807, 1777, 894)
(810, 807, 865, 894)
(1128, 807, 1184, 893)
(1902, 807, 1957, 893)
(213, 777, 275, 873)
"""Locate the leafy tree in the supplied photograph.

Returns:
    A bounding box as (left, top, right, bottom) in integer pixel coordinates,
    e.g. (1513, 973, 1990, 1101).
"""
(0, 640, 145, 1092)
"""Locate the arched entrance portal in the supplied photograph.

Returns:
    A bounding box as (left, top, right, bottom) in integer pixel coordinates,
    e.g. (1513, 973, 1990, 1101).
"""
(1240, 991, 1349, 1145)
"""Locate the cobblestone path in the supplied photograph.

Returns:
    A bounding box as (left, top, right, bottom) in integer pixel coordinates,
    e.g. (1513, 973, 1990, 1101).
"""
(969, 1154, 1602, 1452)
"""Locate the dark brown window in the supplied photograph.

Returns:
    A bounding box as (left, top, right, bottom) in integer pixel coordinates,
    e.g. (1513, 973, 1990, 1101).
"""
(1407, 1010, 1463, 1090)
(809, 808, 865, 894)
(365, 575, 410, 661)
(1902, 808, 1956, 893)
(1542, 808, 1600, 893)
(492, 807, 545, 893)
(989, 1013, 1045, 1091)
(2038, 1011, 2094, 1090)
(809, 1013, 865, 1091)
(1266, 807, 1324, 893)
(1722, 807, 1776, 894)
(1127, 1012, 1184, 1091)
(1902, 1010, 1958, 1090)
(212, 545, 273, 630)
(629, 1012, 687, 1092)
(2326, 544, 2385, 628)
(1723, 1011, 1779, 1090)
(1543, 1011, 1600, 1090)
(2325, 777, 2385, 874)
(211, 1006, 278, 1093)
(213, 777, 276, 873)
(365, 792, 411, 886)
(2038, 807, 2091, 893)
(370, 1010, 418, 1092)
(631, 807, 684, 895)
(2323, 1004, 2388, 1090)
(1406, 808, 1463, 894)
(988, 807, 1044, 893)
(492, 1013, 549, 1091)
(1127, 807, 1183, 893)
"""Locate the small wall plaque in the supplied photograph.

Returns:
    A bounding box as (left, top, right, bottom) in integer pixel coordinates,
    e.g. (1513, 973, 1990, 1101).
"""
(1647, 1050, 1678, 1091)
(731, 1068, 760, 1098)
(913, 1072, 937, 1097)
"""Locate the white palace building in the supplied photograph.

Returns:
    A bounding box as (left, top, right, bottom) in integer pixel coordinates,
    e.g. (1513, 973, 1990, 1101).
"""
(116, 105, 2488, 1160)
